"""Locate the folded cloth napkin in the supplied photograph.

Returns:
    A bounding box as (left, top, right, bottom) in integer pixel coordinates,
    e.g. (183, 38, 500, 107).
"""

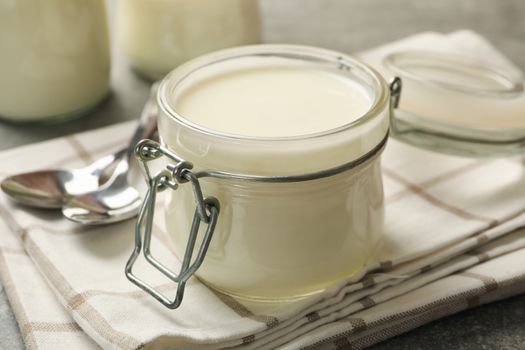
(1, 30, 525, 350)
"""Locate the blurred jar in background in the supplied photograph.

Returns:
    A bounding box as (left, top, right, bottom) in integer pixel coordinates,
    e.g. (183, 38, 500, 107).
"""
(0, 0, 110, 123)
(117, 0, 261, 81)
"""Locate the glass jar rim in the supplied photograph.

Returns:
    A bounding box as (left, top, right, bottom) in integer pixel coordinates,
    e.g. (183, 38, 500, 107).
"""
(158, 44, 389, 143)
(383, 50, 524, 98)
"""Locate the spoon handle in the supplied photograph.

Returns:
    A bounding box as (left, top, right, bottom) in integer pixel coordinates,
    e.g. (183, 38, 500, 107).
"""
(126, 83, 160, 161)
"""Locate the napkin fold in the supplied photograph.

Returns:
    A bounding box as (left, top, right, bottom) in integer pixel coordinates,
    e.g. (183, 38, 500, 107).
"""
(1, 30, 525, 350)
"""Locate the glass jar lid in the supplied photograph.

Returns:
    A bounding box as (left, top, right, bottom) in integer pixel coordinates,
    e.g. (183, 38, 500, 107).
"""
(384, 50, 525, 157)
(385, 50, 523, 98)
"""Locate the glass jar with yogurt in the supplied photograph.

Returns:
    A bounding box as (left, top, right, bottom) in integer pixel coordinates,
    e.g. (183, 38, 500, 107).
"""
(126, 45, 390, 308)
(117, 0, 261, 81)
(0, 0, 110, 123)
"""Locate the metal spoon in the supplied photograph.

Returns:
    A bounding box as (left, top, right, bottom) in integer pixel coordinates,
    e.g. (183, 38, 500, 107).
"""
(1, 84, 158, 213)
(62, 84, 158, 225)
(1, 149, 126, 209)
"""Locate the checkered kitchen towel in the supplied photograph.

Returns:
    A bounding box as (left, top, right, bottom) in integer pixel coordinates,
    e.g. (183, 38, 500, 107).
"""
(1, 30, 525, 350)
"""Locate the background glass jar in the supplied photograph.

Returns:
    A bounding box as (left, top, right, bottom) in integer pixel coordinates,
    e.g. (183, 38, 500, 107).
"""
(0, 0, 110, 123)
(116, 0, 261, 81)
(151, 46, 391, 301)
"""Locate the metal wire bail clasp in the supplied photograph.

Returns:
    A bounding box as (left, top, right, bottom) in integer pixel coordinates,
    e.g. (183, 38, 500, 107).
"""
(389, 76, 403, 135)
(125, 139, 220, 309)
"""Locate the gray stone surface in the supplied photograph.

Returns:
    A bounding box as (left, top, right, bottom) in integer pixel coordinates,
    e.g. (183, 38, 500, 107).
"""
(1, 0, 524, 349)
(369, 294, 525, 350)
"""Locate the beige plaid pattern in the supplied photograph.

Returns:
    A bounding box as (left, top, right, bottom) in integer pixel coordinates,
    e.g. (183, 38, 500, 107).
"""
(1, 31, 525, 350)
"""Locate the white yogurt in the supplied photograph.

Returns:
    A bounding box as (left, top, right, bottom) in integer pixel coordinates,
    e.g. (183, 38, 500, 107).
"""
(0, 0, 110, 122)
(175, 66, 372, 138)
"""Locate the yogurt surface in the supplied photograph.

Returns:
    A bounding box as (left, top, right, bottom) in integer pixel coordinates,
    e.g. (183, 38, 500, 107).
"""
(174, 66, 372, 138)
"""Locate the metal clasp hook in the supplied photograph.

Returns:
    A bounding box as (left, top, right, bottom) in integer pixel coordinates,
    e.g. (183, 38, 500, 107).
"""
(125, 140, 220, 309)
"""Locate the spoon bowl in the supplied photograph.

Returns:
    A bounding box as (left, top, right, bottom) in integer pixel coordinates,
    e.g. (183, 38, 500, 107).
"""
(61, 84, 159, 225)
(1, 150, 125, 209)
(62, 161, 142, 224)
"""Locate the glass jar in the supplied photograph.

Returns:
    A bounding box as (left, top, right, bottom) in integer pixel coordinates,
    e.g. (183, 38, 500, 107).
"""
(0, 0, 110, 123)
(117, 0, 261, 81)
(126, 45, 391, 307)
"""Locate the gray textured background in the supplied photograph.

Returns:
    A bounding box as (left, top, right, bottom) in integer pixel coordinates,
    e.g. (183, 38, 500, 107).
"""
(1, 0, 525, 349)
